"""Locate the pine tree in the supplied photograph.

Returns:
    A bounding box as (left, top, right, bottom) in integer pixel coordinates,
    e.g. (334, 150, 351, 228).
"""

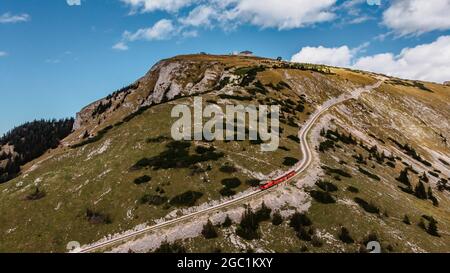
(418, 219, 426, 230)
(427, 187, 434, 199)
(236, 207, 259, 240)
(256, 202, 271, 222)
(0, 118, 74, 184)
(271, 211, 283, 226)
(222, 215, 232, 228)
(414, 181, 427, 199)
(289, 212, 312, 232)
(403, 215, 411, 225)
(202, 220, 218, 239)
(388, 153, 395, 162)
(427, 187, 439, 207)
(396, 167, 411, 186)
(420, 172, 429, 183)
(427, 218, 440, 237)
(320, 128, 326, 137)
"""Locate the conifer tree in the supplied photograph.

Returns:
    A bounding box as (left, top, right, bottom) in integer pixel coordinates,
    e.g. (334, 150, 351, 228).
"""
(414, 181, 427, 199)
(222, 215, 232, 228)
(403, 215, 411, 225)
(397, 167, 411, 186)
(271, 211, 283, 226)
(202, 219, 218, 239)
(427, 218, 440, 237)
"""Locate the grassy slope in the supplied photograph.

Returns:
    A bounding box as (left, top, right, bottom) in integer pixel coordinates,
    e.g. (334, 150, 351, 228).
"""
(182, 78, 450, 253)
(1, 55, 448, 253)
(0, 59, 315, 252)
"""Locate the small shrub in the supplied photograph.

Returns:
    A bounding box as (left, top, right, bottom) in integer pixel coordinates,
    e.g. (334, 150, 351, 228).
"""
(131, 141, 224, 171)
(347, 186, 359, 193)
(85, 209, 112, 225)
(169, 191, 203, 207)
(316, 180, 338, 192)
(358, 167, 381, 181)
(71, 125, 113, 148)
(319, 140, 335, 152)
(354, 197, 380, 214)
(283, 157, 299, 166)
(139, 194, 168, 206)
(339, 227, 354, 244)
(133, 175, 152, 185)
(403, 215, 411, 225)
(289, 212, 312, 231)
(246, 179, 261, 187)
(146, 136, 171, 143)
(153, 241, 186, 253)
(287, 135, 300, 143)
(222, 215, 232, 227)
(418, 219, 427, 230)
(219, 164, 238, 173)
(310, 190, 336, 204)
(311, 235, 323, 247)
(296, 226, 312, 241)
(219, 187, 236, 197)
(321, 166, 352, 178)
(221, 178, 241, 189)
(385, 161, 396, 168)
(25, 187, 46, 201)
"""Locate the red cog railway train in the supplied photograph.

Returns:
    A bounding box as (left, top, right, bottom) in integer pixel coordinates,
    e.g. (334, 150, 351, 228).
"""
(259, 170, 297, 190)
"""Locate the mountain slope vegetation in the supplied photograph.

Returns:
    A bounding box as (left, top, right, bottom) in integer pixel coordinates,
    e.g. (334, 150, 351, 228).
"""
(0, 119, 74, 183)
(0, 54, 448, 253)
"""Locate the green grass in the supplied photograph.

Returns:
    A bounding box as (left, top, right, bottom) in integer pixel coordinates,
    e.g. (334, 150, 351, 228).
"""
(0, 86, 306, 252)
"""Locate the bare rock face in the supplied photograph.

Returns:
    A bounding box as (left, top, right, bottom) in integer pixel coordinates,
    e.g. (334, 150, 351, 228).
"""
(72, 58, 227, 133)
(140, 59, 225, 105)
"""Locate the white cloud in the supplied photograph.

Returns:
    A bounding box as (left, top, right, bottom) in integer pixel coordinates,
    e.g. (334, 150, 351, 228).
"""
(354, 35, 450, 83)
(115, 19, 176, 50)
(0, 12, 30, 23)
(291, 36, 450, 83)
(112, 42, 129, 51)
(291, 45, 353, 67)
(125, 19, 176, 41)
(347, 15, 372, 25)
(67, 0, 81, 6)
(0, 51, 7, 57)
(179, 5, 216, 27)
(181, 30, 198, 38)
(115, 0, 339, 47)
(221, 0, 337, 30)
(123, 0, 337, 30)
(383, 0, 450, 36)
(120, 0, 195, 13)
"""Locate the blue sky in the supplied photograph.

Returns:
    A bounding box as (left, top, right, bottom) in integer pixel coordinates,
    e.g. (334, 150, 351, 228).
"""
(1, 0, 450, 135)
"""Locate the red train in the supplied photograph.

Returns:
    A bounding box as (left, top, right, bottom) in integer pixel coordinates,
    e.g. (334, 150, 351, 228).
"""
(259, 170, 297, 190)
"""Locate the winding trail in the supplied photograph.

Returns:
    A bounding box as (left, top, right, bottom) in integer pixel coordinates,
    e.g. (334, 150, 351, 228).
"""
(76, 81, 382, 253)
